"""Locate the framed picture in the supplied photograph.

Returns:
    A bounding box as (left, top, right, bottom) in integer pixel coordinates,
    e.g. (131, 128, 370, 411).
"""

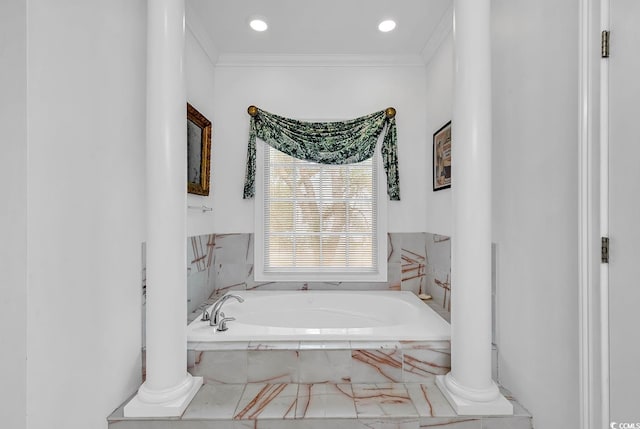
(433, 121, 451, 191)
(187, 103, 212, 196)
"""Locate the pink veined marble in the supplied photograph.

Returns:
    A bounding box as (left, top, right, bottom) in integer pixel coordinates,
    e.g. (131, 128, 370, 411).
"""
(187, 290, 450, 342)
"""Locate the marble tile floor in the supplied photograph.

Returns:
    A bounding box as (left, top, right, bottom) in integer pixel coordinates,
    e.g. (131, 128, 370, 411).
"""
(108, 382, 532, 428)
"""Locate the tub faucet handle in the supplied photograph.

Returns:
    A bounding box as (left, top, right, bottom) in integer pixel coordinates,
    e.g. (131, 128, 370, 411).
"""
(217, 316, 235, 332)
(200, 305, 210, 321)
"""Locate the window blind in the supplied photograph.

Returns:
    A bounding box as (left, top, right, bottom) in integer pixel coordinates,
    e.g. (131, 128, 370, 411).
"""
(264, 145, 378, 273)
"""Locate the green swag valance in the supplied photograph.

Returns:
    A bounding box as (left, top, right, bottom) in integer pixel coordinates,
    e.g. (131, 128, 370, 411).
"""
(242, 106, 400, 200)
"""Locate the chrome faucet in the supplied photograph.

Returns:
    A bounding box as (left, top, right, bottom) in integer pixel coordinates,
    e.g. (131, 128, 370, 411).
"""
(216, 316, 235, 332)
(210, 293, 244, 326)
(200, 304, 211, 322)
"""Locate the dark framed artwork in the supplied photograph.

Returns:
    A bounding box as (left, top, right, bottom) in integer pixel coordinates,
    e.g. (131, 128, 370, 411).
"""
(433, 121, 451, 191)
(187, 103, 212, 196)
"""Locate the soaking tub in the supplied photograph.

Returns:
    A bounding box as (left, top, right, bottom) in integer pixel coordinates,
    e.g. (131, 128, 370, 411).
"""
(186, 290, 450, 342)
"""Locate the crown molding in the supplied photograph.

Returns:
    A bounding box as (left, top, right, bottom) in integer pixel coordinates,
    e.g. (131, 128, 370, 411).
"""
(421, 3, 453, 66)
(185, 4, 219, 65)
(214, 53, 426, 68)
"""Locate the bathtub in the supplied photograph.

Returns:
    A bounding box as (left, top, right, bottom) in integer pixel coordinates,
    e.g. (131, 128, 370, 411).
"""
(186, 290, 450, 342)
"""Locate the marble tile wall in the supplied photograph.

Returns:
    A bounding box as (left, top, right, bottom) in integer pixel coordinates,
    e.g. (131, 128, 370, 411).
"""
(186, 234, 217, 314)
(185, 232, 452, 318)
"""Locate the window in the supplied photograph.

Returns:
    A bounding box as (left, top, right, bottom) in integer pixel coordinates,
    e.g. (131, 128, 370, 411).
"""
(255, 143, 387, 282)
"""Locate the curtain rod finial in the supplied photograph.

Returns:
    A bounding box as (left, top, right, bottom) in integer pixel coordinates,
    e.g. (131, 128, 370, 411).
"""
(248, 105, 258, 117)
(385, 107, 396, 119)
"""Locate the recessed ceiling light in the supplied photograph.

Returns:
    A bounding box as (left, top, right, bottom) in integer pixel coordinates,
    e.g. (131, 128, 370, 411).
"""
(249, 18, 268, 32)
(378, 19, 396, 33)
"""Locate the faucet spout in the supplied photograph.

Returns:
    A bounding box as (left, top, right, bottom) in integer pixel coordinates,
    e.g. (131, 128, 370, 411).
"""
(210, 294, 244, 326)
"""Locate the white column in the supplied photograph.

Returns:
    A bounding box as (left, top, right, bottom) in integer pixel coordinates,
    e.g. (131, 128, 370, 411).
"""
(435, 0, 512, 415)
(124, 0, 202, 417)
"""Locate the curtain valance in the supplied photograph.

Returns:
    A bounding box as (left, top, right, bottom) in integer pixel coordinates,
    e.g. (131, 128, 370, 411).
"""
(242, 106, 400, 200)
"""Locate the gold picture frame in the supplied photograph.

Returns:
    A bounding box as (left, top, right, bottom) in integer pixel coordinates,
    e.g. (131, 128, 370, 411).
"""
(187, 103, 211, 196)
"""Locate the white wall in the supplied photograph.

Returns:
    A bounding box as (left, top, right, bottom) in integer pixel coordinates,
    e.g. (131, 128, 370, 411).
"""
(186, 21, 217, 237)
(492, 1, 580, 428)
(211, 60, 429, 233)
(0, 1, 27, 427)
(25, 1, 147, 428)
(424, 33, 454, 236)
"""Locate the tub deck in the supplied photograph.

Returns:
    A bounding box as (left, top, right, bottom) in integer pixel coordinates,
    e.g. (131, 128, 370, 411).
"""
(187, 290, 451, 343)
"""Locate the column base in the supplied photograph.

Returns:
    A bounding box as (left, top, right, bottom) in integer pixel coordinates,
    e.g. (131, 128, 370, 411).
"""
(436, 374, 513, 415)
(123, 376, 203, 417)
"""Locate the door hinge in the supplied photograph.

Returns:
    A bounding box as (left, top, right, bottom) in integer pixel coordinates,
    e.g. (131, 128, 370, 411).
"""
(601, 236, 610, 263)
(602, 30, 610, 58)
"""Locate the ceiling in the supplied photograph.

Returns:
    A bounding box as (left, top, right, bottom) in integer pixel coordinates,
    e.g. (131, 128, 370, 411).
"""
(187, 0, 452, 56)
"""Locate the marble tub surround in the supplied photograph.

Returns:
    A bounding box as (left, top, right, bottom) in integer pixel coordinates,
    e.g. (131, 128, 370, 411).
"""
(108, 383, 532, 428)
(185, 338, 490, 388)
(247, 350, 300, 383)
(351, 347, 404, 383)
(401, 341, 452, 381)
(298, 348, 352, 384)
(188, 340, 451, 385)
(183, 233, 452, 318)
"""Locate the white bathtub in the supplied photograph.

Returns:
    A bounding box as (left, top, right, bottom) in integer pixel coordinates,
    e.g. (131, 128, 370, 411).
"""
(187, 290, 450, 342)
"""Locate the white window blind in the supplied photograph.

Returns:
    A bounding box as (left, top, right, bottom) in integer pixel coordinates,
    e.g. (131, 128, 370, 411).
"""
(263, 146, 378, 274)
